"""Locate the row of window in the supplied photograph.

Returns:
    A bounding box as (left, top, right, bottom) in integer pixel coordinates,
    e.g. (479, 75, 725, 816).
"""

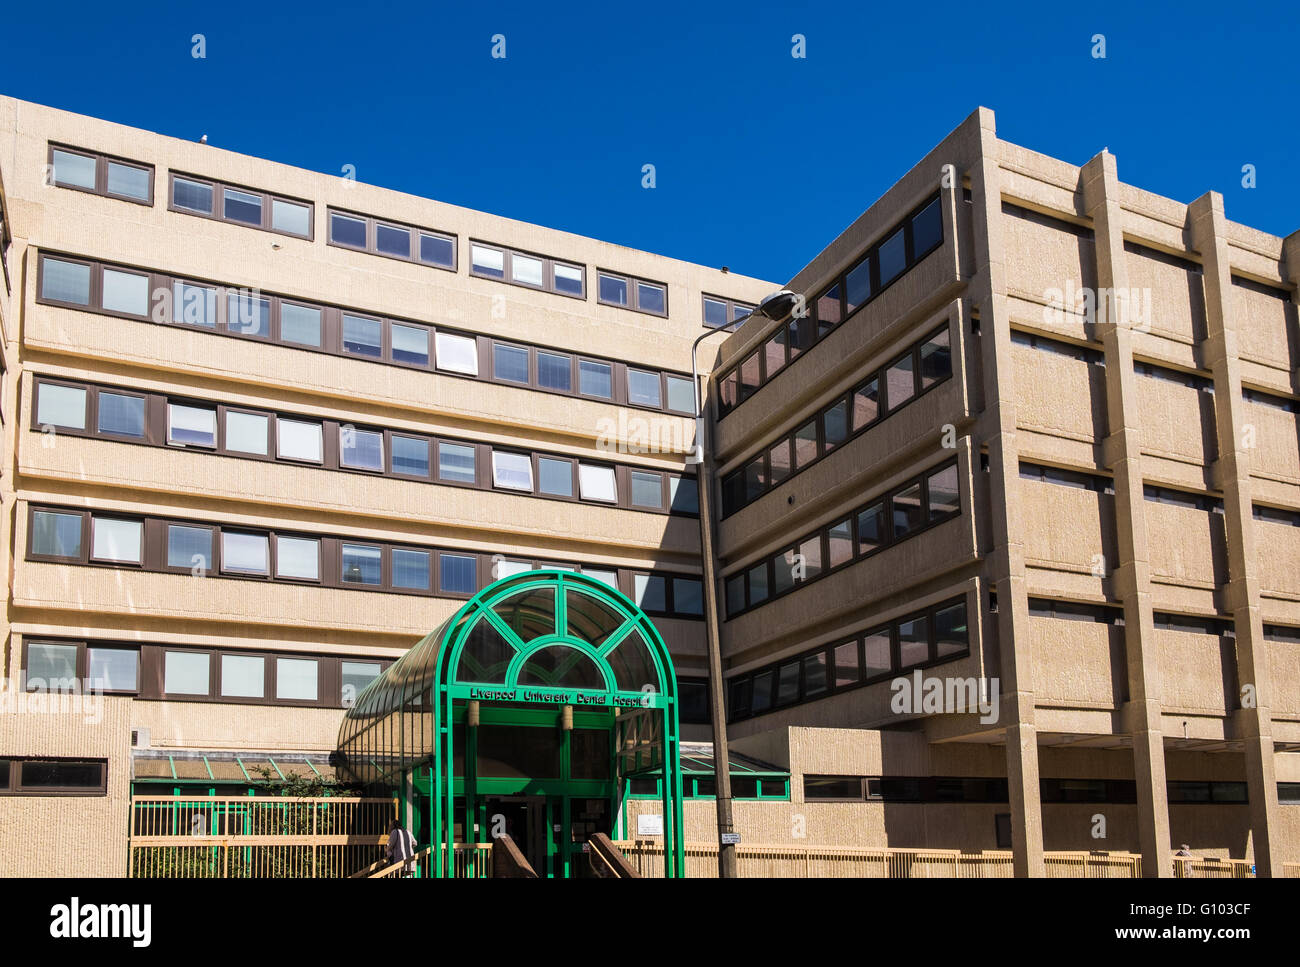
(35, 252, 699, 415)
(1002, 200, 1095, 240)
(702, 294, 756, 331)
(726, 597, 970, 722)
(1028, 598, 1124, 625)
(1244, 387, 1300, 414)
(1018, 461, 1115, 495)
(720, 325, 954, 517)
(803, 775, 1254, 805)
(1010, 329, 1106, 365)
(1144, 484, 1224, 514)
(724, 461, 961, 619)
(22, 638, 387, 708)
(33, 378, 699, 516)
(51, 142, 755, 325)
(1153, 612, 1235, 637)
(1255, 504, 1300, 527)
(1137, 360, 1214, 393)
(25, 505, 706, 618)
(0, 758, 107, 796)
(627, 775, 789, 800)
(716, 194, 944, 418)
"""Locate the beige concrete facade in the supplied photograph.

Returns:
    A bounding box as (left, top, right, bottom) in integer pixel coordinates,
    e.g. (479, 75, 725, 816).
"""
(1, 98, 1298, 876)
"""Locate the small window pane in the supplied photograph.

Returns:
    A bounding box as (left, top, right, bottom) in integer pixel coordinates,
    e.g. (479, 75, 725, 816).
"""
(276, 536, 320, 580)
(797, 535, 822, 582)
(88, 648, 138, 692)
(628, 369, 662, 408)
(472, 244, 505, 278)
(223, 187, 263, 225)
(822, 399, 848, 452)
(392, 549, 431, 590)
(725, 574, 746, 614)
(857, 502, 885, 554)
(863, 631, 890, 678)
(764, 331, 787, 379)
(665, 375, 695, 413)
(36, 383, 87, 430)
(280, 303, 322, 347)
(582, 568, 618, 589)
(739, 353, 760, 400)
(803, 652, 829, 697)
(578, 464, 617, 502)
(342, 314, 382, 358)
(173, 177, 213, 214)
(833, 641, 861, 687)
(226, 411, 269, 455)
(52, 149, 96, 188)
(227, 292, 271, 338)
(440, 554, 476, 593)
(173, 282, 218, 327)
(31, 511, 82, 558)
(538, 352, 572, 391)
(579, 360, 612, 398)
(222, 532, 269, 574)
(920, 328, 952, 388)
(438, 442, 477, 483)
(773, 550, 796, 595)
(935, 602, 968, 657)
(794, 421, 818, 468)
(828, 519, 853, 567)
(751, 671, 774, 714)
(899, 616, 929, 668)
(852, 377, 880, 429)
(436, 333, 479, 375)
(277, 658, 318, 701)
(222, 655, 264, 698)
(492, 451, 533, 491)
(167, 403, 216, 447)
(278, 419, 323, 462)
(341, 427, 384, 471)
(845, 257, 871, 314)
(669, 477, 699, 514)
(164, 651, 210, 695)
(634, 574, 667, 612)
(419, 232, 455, 267)
(494, 344, 530, 383)
(747, 563, 768, 604)
(553, 263, 583, 296)
(928, 465, 960, 519)
(41, 257, 91, 304)
(672, 578, 703, 616)
(893, 483, 924, 538)
(777, 661, 800, 705)
(599, 273, 628, 306)
(271, 199, 310, 235)
(636, 281, 666, 314)
(97, 392, 145, 437)
(512, 253, 544, 287)
(376, 223, 411, 258)
(27, 643, 79, 689)
(391, 324, 430, 365)
(342, 661, 382, 703)
(341, 543, 382, 585)
(631, 471, 662, 508)
(538, 457, 574, 497)
(703, 297, 729, 328)
(878, 227, 907, 287)
(102, 269, 149, 316)
(392, 435, 430, 477)
(167, 524, 211, 570)
(817, 282, 843, 327)
(887, 353, 916, 408)
(92, 517, 141, 563)
(330, 212, 367, 247)
(913, 198, 943, 255)
(769, 440, 792, 486)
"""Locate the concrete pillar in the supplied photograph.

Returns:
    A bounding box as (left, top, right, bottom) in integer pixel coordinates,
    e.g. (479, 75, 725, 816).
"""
(1189, 192, 1282, 876)
(1080, 152, 1172, 877)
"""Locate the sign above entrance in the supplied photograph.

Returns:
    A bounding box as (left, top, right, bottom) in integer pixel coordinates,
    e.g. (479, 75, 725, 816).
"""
(449, 683, 667, 709)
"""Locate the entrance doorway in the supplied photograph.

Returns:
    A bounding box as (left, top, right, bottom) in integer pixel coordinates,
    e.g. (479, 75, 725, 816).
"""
(479, 794, 613, 877)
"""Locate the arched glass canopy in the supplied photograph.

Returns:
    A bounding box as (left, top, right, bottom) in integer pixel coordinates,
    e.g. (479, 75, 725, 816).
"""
(337, 569, 684, 877)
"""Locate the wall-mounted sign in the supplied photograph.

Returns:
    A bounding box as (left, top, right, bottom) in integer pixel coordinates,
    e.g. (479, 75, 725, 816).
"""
(720, 832, 741, 845)
(637, 814, 664, 836)
(449, 683, 665, 708)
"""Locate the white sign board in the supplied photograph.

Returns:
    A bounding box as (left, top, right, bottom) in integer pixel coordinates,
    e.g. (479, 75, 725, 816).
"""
(720, 832, 741, 845)
(637, 813, 664, 836)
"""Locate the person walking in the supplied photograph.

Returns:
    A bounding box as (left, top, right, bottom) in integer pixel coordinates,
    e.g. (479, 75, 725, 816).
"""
(386, 818, 416, 877)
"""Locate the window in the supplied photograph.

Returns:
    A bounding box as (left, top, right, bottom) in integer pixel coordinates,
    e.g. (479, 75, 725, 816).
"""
(101, 268, 149, 316)
(167, 524, 212, 571)
(634, 574, 667, 612)
(469, 243, 584, 297)
(51, 148, 97, 189)
(627, 369, 662, 408)
(173, 281, 218, 327)
(928, 464, 960, 519)
(538, 352, 572, 391)
(341, 543, 382, 586)
(391, 324, 429, 366)
(222, 655, 265, 698)
(863, 631, 890, 678)
(554, 263, 584, 297)
(376, 223, 411, 258)
(342, 314, 382, 358)
(822, 399, 848, 452)
(222, 532, 269, 575)
(438, 442, 477, 483)
(898, 616, 929, 668)
(226, 411, 269, 455)
(845, 258, 871, 314)
(391, 435, 431, 478)
(582, 568, 618, 589)
(913, 197, 943, 256)
(223, 187, 262, 225)
(878, 227, 907, 288)
(934, 602, 968, 658)
(227, 291, 270, 338)
(538, 457, 574, 497)
(598, 271, 667, 315)
(794, 421, 817, 468)
(277, 658, 318, 701)
(87, 647, 138, 692)
(492, 451, 534, 491)
(277, 302, 321, 347)
(168, 403, 216, 447)
(164, 651, 210, 695)
(892, 482, 924, 538)
(31, 510, 83, 559)
(342, 661, 382, 704)
(277, 419, 323, 463)
(327, 208, 455, 268)
(36, 383, 87, 430)
(436, 333, 479, 375)
(276, 536, 320, 581)
(631, 471, 663, 509)
(50, 146, 153, 203)
(97, 391, 145, 437)
(828, 519, 853, 568)
(392, 549, 431, 591)
(494, 344, 530, 384)
(702, 295, 755, 330)
(673, 578, 703, 616)
(172, 176, 213, 213)
(329, 211, 366, 247)
(419, 232, 455, 268)
(341, 427, 384, 471)
(173, 174, 312, 237)
(919, 327, 952, 388)
(440, 553, 476, 594)
(271, 199, 311, 236)
(747, 562, 768, 605)
(3, 759, 107, 795)
(852, 377, 880, 429)
(579, 360, 612, 399)
(579, 464, 617, 503)
(91, 517, 142, 563)
(886, 352, 916, 408)
(665, 375, 695, 413)
(857, 501, 885, 553)
(26, 642, 78, 690)
(41, 256, 92, 305)
(669, 476, 699, 514)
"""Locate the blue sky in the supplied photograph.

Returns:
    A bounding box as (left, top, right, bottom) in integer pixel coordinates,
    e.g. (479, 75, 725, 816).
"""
(2, 0, 1296, 283)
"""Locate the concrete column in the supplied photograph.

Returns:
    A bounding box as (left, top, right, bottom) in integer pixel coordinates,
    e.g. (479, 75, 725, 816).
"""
(1080, 152, 1172, 877)
(1189, 192, 1282, 876)
(968, 108, 1045, 876)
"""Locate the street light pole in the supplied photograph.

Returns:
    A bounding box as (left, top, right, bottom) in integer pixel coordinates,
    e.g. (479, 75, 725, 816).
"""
(688, 290, 796, 879)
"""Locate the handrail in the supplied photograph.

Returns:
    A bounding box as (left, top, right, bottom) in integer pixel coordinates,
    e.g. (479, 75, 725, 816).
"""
(492, 834, 538, 878)
(588, 833, 640, 878)
(367, 846, 433, 879)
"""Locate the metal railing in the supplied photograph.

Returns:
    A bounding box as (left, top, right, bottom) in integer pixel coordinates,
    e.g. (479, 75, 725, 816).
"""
(1172, 856, 1255, 878)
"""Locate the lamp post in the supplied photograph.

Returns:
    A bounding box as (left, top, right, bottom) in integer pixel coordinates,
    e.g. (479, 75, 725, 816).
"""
(688, 289, 798, 879)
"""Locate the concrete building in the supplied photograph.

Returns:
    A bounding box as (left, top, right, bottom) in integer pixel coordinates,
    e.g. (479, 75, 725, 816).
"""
(0, 97, 1297, 877)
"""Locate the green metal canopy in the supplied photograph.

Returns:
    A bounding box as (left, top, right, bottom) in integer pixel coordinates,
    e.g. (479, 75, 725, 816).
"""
(337, 568, 685, 877)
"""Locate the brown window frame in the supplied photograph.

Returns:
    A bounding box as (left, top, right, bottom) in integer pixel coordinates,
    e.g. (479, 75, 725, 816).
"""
(326, 206, 456, 272)
(701, 294, 756, 331)
(469, 240, 586, 300)
(596, 270, 669, 317)
(168, 171, 314, 240)
(48, 143, 154, 206)
(0, 757, 108, 797)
